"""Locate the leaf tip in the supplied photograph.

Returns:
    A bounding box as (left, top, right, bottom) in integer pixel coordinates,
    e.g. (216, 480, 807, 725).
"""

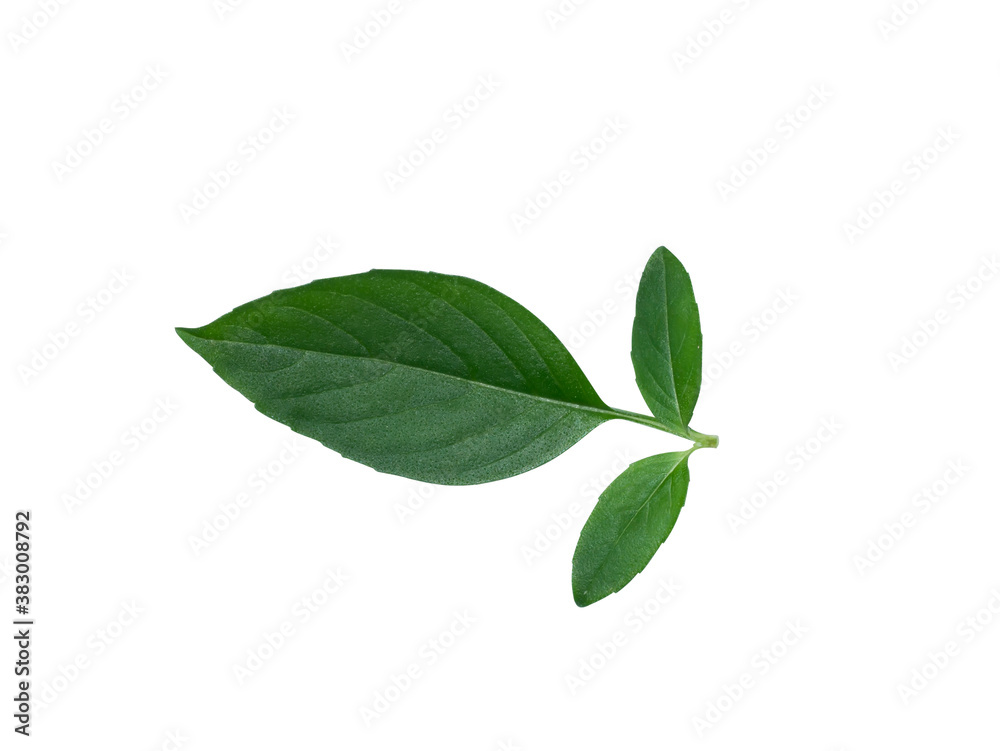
(175, 326, 198, 346)
(572, 566, 610, 608)
(175, 326, 214, 357)
(573, 582, 613, 608)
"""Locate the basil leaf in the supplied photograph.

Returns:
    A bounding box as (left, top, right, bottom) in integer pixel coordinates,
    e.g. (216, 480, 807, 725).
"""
(631, 247, 703, 437)
(572, 451, 690, 607)
(177, 270, 619, 485)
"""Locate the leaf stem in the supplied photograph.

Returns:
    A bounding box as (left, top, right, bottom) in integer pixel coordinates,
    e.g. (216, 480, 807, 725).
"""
(608, 408, 718, 450)
(686, 429, 720, 450)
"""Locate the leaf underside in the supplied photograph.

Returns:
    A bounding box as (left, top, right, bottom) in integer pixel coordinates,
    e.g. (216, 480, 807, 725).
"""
(177, 270, 615, 485)
(572, 452, 690, 607)
(631, 247, 703, 435)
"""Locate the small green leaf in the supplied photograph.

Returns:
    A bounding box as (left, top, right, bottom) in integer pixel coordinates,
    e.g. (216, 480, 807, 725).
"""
(572, 451, 690, 607)
(177, 270, 620, 485)
(631, 247, 703, 437)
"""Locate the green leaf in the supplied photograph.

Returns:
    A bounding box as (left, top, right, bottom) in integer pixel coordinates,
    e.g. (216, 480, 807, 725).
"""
(631, 247, 703, 437)
(572, 451, 690, 607)
(176, 270, 621, 485)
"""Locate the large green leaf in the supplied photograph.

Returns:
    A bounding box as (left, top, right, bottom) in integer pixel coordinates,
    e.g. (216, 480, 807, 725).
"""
(572, 451, 690, 606)
(631, 247, 703, 436)
(177, 270, 620, 485)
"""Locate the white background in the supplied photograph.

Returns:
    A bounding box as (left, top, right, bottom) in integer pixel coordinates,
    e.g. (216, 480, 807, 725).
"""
(2, 0, 999, 748)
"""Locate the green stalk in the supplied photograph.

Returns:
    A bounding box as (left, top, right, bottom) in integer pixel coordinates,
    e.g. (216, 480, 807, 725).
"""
(609, 407, 719, 449)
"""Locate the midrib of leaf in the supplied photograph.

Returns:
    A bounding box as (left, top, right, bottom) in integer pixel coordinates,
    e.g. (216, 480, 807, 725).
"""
(648, 257, 683, 418)
(639, 326, 680, 410)
(179, 329, 629, 425)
